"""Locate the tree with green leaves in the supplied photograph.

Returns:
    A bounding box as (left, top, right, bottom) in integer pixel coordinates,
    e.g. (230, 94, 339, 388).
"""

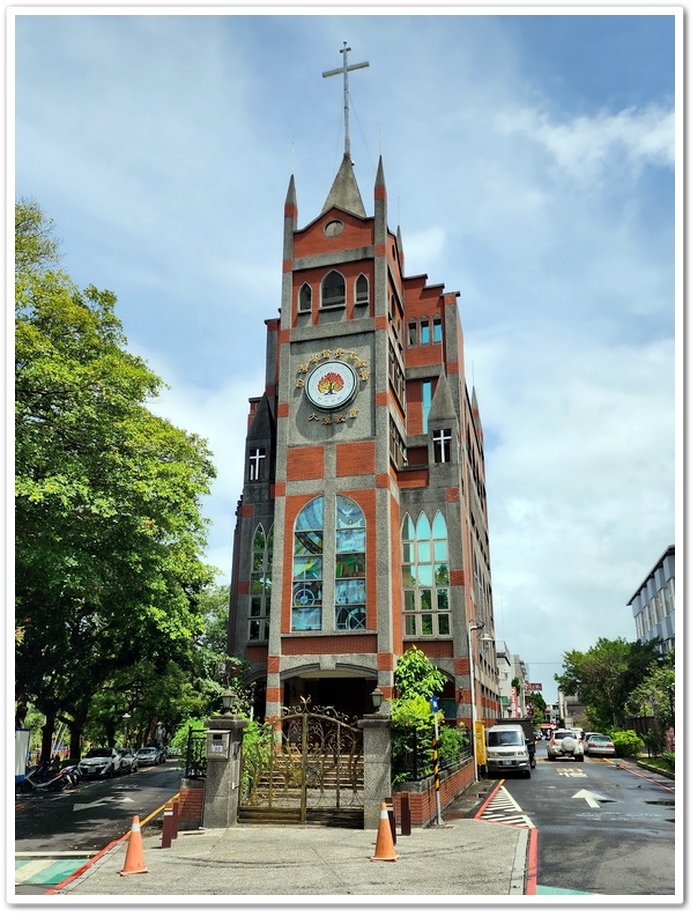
(390, 646, 461, 781)
(555, 636, 663, 732)
(527, 691, 546, 724)
(394, 645, 447, 702)
(624, 648, 675, 747)
(15, 199, 218, 760)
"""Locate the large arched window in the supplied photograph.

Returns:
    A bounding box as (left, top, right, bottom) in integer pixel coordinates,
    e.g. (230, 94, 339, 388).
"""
(335, 496, 366, 630)
(321, 270, 346, 308)
(401, 511, 450, 637)
(292, 498, 323, 631)
(249, 524, 273, 641)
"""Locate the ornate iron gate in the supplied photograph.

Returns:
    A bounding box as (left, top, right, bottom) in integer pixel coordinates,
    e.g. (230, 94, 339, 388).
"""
(239, 700, 364, 824)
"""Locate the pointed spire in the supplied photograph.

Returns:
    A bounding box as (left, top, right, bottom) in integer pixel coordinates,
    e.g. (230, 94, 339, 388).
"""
(375, 154, 386, 191)
(283, 174, 297, 261)
(430, 368, 459, 425)
(471, 387, 483, 439)
(285, 174, 297, 209)
(321, 154, 367, 217)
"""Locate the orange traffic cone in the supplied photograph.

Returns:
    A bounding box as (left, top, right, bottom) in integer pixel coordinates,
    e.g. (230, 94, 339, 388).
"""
(371, 802, 399, 862)
(120, 815, 149, 876)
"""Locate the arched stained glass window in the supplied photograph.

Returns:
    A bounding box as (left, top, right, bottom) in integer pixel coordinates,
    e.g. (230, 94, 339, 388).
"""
(249, 524, 273, 641)
(292, 498, 323, 631)
(335, 496, 366, 630)
(402, 511, 450, 637)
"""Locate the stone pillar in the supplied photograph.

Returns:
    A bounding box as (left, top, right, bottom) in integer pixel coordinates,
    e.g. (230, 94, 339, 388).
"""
(202, 714, 248, 829)
(358, 713, 393, 831)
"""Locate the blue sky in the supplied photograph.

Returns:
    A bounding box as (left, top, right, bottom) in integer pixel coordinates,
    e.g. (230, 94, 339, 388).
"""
(10, 6, 680, 700)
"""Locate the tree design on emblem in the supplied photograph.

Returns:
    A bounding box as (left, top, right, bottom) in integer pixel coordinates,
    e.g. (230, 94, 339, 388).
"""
(317, 372, 344, 395)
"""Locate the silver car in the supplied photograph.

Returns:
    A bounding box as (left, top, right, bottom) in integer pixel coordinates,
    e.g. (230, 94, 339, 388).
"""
(135, 746, 163, 767)
(583, 734, 616, 757)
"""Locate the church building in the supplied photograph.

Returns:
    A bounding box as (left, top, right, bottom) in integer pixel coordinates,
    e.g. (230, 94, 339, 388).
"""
(228, 48, 499, 728)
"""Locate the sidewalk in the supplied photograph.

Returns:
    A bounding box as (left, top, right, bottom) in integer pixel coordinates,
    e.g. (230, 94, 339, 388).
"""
(52, 791, 529, 901)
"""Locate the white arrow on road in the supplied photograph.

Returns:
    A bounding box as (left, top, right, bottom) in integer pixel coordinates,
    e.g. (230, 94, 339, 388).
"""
(572, 789, 607, 808)
(74, 796, 136, 812)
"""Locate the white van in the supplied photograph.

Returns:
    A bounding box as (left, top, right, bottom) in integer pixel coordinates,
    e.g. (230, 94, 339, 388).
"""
(485, 723, 532, 778)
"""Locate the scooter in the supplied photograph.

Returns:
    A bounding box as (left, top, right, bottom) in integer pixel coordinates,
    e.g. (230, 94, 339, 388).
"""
(20, 761, 78, 793)
(62, 764, 80, 788)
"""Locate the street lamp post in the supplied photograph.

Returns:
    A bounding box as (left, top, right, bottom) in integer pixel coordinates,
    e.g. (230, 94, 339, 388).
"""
(467, 622, 495, 781)
(122, 713, 131, 749)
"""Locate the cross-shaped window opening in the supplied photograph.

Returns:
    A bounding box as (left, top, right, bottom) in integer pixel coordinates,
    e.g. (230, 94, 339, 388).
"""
(433, 429, 451, 463)
(249, 447, 266, 481)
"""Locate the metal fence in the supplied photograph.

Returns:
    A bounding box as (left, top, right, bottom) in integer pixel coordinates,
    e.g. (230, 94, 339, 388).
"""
(391, 722, 472, 783)
(184, 727, 207, 778)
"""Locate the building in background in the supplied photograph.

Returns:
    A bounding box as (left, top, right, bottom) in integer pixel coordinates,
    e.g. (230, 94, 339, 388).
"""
(627, 545, 676, 654)
(495, 643, 530, 719)
(227, 50, 499, 728)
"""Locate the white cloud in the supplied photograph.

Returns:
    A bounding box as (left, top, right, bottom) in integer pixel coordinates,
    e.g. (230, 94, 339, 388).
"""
(496, 104, 675, 185)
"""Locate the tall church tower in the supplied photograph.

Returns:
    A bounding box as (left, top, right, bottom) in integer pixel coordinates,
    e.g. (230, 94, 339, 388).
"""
(228, 47, 498, 727)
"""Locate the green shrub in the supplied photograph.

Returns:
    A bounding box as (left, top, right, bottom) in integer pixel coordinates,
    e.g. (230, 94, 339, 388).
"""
(660, 752, 675, 772)
(609, 728, 643, 758)
(438, 725, 466, 767)
(240, 720, 274, 797)
(170, 717, 207, 758)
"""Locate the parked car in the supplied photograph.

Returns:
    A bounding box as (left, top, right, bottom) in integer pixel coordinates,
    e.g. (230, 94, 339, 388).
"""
(77, 747, 122, 779)
(583, 734, 616, 757)
(582, 732, 602, 752)
(547, 729, 584, 762)
(135, 746, 164, 767)
(119, 749, 138, 774)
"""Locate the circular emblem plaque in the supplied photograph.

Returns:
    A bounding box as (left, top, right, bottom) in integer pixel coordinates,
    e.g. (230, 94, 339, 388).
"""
(305, 359, 358, 410)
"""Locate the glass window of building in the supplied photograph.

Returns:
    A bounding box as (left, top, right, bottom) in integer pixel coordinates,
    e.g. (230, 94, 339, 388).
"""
(292, 498, 324, 631)
(249, 525, 273, 641)
(402, 511, 450, 637)
(321, 270, 346, 308)
(335, 496, 366, 630)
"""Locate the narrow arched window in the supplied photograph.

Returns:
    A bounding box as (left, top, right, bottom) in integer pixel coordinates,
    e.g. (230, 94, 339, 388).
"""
(335, 496, 366, 630)
(433, 316, 442, 343)
(249, 524, 273, 641)
(321, 270, 346, 308)
(420, 318, 431, 345)
(299, 283, 312, 312)
(355, 273, 369, 304)
(292, 498, 324, 631)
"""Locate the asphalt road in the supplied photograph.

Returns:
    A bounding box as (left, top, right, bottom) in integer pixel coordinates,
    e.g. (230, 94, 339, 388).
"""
(14, 760, 181, 894)
(501, 751, 676, 896)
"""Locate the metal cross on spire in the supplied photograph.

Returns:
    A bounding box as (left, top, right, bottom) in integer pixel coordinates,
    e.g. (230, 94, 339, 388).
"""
(322, 42, 369, 160)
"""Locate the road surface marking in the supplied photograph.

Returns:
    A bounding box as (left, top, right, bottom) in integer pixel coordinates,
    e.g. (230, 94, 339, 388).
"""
(478, 784, 535, 828)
